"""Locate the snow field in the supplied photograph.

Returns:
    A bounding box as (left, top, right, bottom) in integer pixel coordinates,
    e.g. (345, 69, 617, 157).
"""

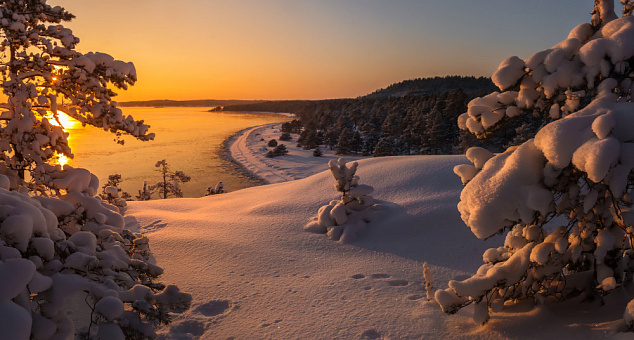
(129, 155, 634, 339)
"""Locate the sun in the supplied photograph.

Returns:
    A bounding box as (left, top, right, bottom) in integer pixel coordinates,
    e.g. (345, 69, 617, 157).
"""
(47, 110, 79, 167)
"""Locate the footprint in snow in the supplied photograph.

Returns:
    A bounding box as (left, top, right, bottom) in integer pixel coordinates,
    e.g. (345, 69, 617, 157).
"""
(361, 329, 381, 339)
(167, 319, 206, 337)
(370, 273, 390, 279)
(387, 279, 409, 287)
(194, 300, 232, 317)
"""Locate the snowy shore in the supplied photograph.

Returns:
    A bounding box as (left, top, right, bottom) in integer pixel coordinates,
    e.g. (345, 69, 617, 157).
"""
(126, 124, 634, 339)
(224, 122, 367, 185)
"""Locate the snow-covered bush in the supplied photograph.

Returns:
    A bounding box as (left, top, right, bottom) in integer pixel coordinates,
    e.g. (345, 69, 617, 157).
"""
(149, 160, 191, 199)
(305, 158, 382, 243)
(313, 147, 323, 157)
(205, 182, 226, 196)
(279, 132, 292, 141)
(0, 168, 192, 339)
(266, 144, 289, 158)
(437, 0, 634, 326)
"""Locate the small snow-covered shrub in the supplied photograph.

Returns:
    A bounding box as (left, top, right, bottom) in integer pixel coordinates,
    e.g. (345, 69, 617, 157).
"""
(267, 139, 278, 147)
(279, 132, 292, 141)
(305, 158, 383, 243)
(266, 144, 289, 158)
(438, 1, 634, 325)
(205, 182, 226, 196)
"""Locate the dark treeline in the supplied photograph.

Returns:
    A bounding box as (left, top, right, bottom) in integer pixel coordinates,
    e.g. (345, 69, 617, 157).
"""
(364, 75, 497, 99)
(290, 89, 475, 156)
(223, 76, 542, 156)
(220, 100, 316, 113)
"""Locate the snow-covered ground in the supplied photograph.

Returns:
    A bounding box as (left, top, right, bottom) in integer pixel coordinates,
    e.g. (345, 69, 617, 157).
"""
(127, 123, 634, 339)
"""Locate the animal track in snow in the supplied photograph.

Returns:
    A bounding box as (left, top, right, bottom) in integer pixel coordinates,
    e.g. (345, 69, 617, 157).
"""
(260, 319, 283, 328)
(142, 220, 168, 233)
(370, 273, 390, 279)
(351, 274, 365, 279)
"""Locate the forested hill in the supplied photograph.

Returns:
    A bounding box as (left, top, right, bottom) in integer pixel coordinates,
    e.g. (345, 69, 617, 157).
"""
(221, 75, 534, 156)
(363, 76, 496, 99)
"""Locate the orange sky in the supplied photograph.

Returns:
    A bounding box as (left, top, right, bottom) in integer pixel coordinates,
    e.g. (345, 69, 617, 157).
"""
(53, 1, 605, 101)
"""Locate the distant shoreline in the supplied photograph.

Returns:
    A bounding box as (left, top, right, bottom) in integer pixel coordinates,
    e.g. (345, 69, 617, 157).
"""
(216, 111, 296, 117)
(118, 99, 262, 107)
(217, 124, 274, 187)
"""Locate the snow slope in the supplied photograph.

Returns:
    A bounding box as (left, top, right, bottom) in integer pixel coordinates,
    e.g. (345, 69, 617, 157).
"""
(128, 155, 634, 339)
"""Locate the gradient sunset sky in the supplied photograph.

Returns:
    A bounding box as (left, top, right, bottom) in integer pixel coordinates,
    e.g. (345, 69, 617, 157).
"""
(54, 1, 622, 101)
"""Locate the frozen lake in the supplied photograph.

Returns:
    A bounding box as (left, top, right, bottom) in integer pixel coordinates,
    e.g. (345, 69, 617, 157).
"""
(60, 107, 291, 198)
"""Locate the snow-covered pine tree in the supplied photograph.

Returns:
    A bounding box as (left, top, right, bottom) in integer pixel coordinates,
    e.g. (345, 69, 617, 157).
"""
(438, 0, 634, 326)
(335, 127, 353, 155)
(305, 158, 382, 243)
(0, 2, 191, 338)
(0, 1, 153, 188)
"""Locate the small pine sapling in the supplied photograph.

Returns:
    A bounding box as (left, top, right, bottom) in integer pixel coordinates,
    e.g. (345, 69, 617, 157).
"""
(150, 160, 191, 199)
(268, 139, 278, 147)
(305, 158, 383, 243)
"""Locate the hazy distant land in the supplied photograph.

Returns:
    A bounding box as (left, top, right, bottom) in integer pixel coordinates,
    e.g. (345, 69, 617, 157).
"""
(118, 99, 263, 107)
